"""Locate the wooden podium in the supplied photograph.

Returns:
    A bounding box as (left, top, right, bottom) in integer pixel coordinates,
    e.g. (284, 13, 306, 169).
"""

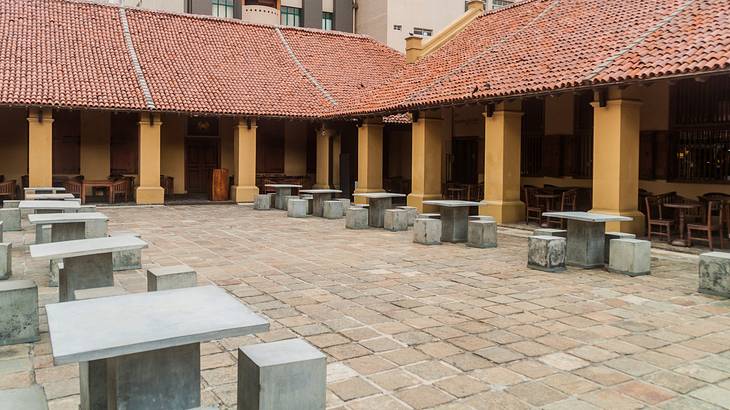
(211, 169, 229, 201)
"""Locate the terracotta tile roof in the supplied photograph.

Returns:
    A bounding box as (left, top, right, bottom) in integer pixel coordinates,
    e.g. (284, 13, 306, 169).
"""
(338, 0, 730, 116)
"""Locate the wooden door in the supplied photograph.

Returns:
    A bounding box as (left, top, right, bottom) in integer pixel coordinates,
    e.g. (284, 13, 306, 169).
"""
(185, 138, 220, 194)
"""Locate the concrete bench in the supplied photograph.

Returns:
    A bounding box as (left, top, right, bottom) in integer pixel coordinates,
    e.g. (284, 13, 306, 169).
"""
(528, 235, 566, 273)
(346, 207, 368, 229)
(467, 220, 497, 248)
(0, 208, 20, 231)
(0, 280, 39, 345)
(384, 209, 408, 232)
(699, 252, 730, 298)
(0, 385, 48, 410)
(238, 339, 326, 410)
(469, 215, 496, 222)
(77, 204, 97, 213)
(533, 228, 567, 238)
(0, 242, 11, 280)
(253, 194, 272, 210)
(110, 231, 143, 271)
(323, 200, 344, 219)
(147, 265, 197, 291)
(287, 199, 308, 218)
(397, 206, 418, 226)
(29, 212, 109, 243)
(2, 200, 20, 209)
(414, 218, 441, 245)
(74, 286, 127, 301)
(607, 238, 650, 276)
(604, 232, 636, 263)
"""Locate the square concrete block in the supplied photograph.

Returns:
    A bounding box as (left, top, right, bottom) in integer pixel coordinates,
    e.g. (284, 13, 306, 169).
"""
(397, 206, 418, 226)
(604, 232, 636, 263)
(345, 207, 368, 229)
(0, 208, 20, 231)
(699, 252, 730, 298)
(534, 228, 567, 238)
(35, 225, 51, 244)
(110, 231, 142, 271)
(528, 235, 566, 273)
(608, 238, 650, 277)
(0, 242, 11, 280)
(74, 286, 127, 301)
(414, 218, 441, 245)
(467, 220, 497, 248)
(147, 265, 197, 291)
(282, 195, 299, 212)
(238, 339, 326, 410)
(384, 209, 408, 232)
(0, 385, 48, 410)
(336, 198, 351, 211)
(86, 220, 108, 239)
(287, 199, 308, 218)
(254, 194, 272, 210)
(0, 280, 39, 346)
(323, 201, 344, 219)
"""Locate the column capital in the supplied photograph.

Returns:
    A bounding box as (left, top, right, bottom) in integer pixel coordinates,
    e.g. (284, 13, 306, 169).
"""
(360, 118, 384, 128)
(590, 99, 643, 109)
(235, 117, 257, 130)
(138, 112, 162, 127)
(27, 107, 54, 123)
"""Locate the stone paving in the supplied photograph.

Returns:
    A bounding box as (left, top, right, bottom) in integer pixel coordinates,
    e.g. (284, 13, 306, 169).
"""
(3, 204, 730, 409)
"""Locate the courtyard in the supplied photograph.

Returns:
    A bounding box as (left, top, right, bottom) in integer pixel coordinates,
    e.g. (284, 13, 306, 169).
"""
(2, 205, 729, 409)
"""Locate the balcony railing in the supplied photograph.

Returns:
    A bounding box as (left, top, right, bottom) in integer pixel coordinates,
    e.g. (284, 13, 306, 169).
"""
(241, 5, 279, 25)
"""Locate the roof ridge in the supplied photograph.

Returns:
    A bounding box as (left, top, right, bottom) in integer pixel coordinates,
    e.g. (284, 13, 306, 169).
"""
(275, 27, 338, 106)
(584, 0, 697, 82)
(118, 6, 155, 109)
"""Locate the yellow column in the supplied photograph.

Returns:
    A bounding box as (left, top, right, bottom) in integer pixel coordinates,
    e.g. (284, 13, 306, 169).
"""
(590, 98, 646, 235)
(480, 101, 525, 223)
(314, 125, 333, 189)
(354, 118, 384, 204)
(27, 108, 54, 187)
(408, 111, 443, 213)
(136, 113, 165, 204)
(231, 118, 259, 203)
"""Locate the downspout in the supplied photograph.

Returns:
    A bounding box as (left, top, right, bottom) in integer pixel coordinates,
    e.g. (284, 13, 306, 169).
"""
(352, 0, 357, 34)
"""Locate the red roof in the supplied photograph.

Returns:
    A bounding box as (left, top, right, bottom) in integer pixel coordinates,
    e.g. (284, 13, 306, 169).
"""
(1, 0, 728, 118)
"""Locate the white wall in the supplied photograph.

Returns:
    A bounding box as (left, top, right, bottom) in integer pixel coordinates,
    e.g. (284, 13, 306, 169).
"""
(384, 0, 465, 52)
(105, 0, 186, 13)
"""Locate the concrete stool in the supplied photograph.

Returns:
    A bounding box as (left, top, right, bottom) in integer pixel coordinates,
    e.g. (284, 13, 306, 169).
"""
(346, 207, 368, 229)
(110, 231, 142, 271)
(253, 194, 272, 210)
(282, 195, 299, 211)
(604, 232, 636, 263)
(2, 200, 20, 209)
(0, 242, 11, 280)
(337, 198, 351, 211)
(287, 199, 308, 218)
(384, 209, 408, 232)
(414, 218, 441, 245)
(300, 195, 315, 215)
(238, 339, 326, 410)
(419, 213, 440, 219)
(397, 206, 418, 226)
(0, 385, 48, 410)
(607, 238, 650, 277)
(74, 286, 127, 301)
(467, 220, 497, 248)
(699, 252, 730, 298)
(527, 235, 566, 272)
(0, 208, 20, 231)
(0, 280, 39, 345)
(147, 265, 197, 291)
(534, 228, 567, 238)
(323, 201, 344, 219)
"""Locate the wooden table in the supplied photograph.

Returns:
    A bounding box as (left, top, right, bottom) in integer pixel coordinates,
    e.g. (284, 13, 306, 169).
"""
(45, 286, 269, 410)
(422, 200, 481, 242)
(81, 180, 114, 205)
(299, 189, 342, 217)
(535, 193, 561, 227)
(352, 192, 407, 228)
(663, 202, 703, 247)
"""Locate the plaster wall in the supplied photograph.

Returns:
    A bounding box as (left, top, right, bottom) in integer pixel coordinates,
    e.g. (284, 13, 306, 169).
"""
(0, 108, 28, 184)
(160, 114, 186, 194)
(284, 122, 308, 176)
(80, 111, 111, 181)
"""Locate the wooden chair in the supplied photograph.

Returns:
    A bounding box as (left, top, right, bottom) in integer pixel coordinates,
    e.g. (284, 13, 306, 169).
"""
(688, 200, 725, 250)
(546, 189, 578, 228)
(0, 179, 17, 200)
(646, 195, 673, 242)
(63, 178, 82, 198)
(524, 187, 543, 226)
(111, 179, 129, 204)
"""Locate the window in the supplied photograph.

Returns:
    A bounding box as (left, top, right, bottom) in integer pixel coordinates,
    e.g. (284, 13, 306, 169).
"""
(281, 6, 302, 27)
(413, 27, 433, 37)
(322, 12, 333, 30)
(491, 0, 513, 9)
(393, 25, 402, 31)
(212, 0, 234, 18)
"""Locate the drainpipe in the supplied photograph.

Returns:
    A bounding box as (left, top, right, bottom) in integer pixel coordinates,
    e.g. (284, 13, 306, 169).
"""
(352, 0, 358, 34)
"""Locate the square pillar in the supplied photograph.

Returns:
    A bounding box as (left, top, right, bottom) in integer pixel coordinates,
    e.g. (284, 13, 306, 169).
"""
(27, 108, 54, 188)
(136, 113, 165, 205)
(231, 118, 259, 203)
(590, 97, 646, 235)
(479, 101, 525, 223)
(314, 125, 334, 189)
(408, 111, 443, 213)
(354, 118, 384, 204)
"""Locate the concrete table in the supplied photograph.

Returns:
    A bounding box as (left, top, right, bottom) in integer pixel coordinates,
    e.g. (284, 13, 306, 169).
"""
(352, 192, 407, 228)
(24, 187, 66, 195)
(423, 200, 481, 243)
(30, 235, 148, 302)
(542, 211, 633, 268)
(18, 200, 80, 214)
(46, 286, 269, 410)
(299, 189, 342, 217)
(265, 184, 302, 210)
(28, 212, 108, 243)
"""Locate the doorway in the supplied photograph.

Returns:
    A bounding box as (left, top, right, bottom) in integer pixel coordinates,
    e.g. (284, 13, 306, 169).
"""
(452, 137, 479, 184)
(185, 137, 220, 194)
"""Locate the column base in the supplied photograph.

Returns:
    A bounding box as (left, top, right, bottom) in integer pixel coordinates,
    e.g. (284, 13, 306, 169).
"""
(589, 209, 646, 236)
(479, 200, 525, 224)
(135, 187, 165, 205)
(231, 186, 259, 203)
(407, 193, 441, 213)
(313, 184, 331, 189)
(353, 188, 384, 204)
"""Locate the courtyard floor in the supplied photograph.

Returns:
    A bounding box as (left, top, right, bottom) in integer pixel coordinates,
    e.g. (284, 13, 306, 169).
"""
(3, 204, 730, 409)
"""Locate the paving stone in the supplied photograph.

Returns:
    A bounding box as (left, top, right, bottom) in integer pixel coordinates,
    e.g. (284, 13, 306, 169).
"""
(643, 371, 706, 394)
(689, 385, 730, 409)
(329, 377, 381, 402)
(615, 380, 677, 405)
(540, 352, 591, 371)
(405, 361, 459, 381)
(369, 369, 420, 391)
(345, 356, 396, 375)
(507, 381, 568, 407)
(472, 367, 525, 386)
(575, 366, 633, 386)
(605, 357, 660, 377)
(463, 391, 530, 410)
(543, 373, 600, 395)
(433, 375, 489, 398)
(395, 386, 452, 409)
(347, 394, 409, 410)
(475, 347, 524, 364)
